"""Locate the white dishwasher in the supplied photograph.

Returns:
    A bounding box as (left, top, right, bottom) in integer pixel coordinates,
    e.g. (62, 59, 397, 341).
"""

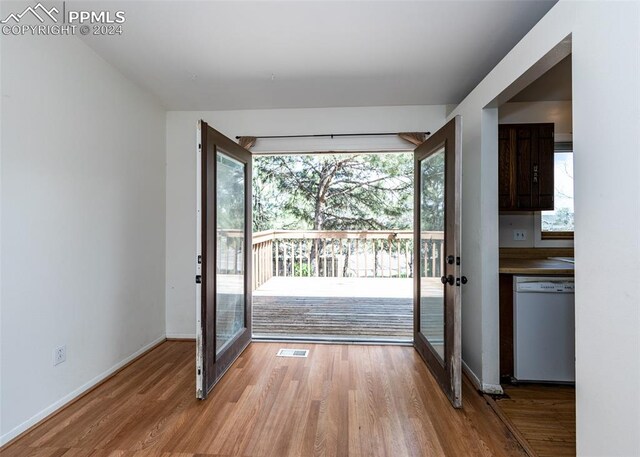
(513, 276, 575, 383)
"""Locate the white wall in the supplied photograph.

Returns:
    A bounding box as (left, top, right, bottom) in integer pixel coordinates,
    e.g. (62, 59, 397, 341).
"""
(499, 100, 572, 138)
(165, 105, 447, 338)
(498, 101, 572, 248)
(0, 34, 167, 443)
(448, 1, 640, 455)
(0, 13, 4, 442)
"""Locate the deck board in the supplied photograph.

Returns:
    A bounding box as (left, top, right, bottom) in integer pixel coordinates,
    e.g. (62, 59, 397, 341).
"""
(253, 277, 443, 340)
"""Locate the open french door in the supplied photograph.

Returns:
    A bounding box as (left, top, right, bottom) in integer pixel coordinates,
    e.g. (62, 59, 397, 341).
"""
(413, 116, 463, 408)
(196, 121, 252, 399)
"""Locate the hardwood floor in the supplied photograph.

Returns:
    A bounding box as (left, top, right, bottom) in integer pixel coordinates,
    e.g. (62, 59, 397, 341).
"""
(494, 384, 576, 457)
(3, 341, 526, 457)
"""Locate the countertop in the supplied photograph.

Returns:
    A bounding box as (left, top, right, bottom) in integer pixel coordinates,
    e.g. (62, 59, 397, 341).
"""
(499, 257, 575, 275)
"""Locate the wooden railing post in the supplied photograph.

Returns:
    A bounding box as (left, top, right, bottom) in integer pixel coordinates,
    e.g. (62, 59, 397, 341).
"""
(250, 229, 443, 289)
(364, 239, 368, 277)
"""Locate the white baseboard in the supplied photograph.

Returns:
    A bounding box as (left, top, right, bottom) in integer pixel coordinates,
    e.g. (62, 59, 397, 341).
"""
(0, 334, 166, 446)
(462, 360, 504, 395)
(480, 382, 504, 395)
(166, 333, 195, 340)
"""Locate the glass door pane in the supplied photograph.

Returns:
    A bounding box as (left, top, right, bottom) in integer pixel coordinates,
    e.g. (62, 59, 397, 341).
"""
(197, 120, 252, 399)
(216, 152, 246, 354)
(413, 115, 462, 408)
(419, 148, 446, 362)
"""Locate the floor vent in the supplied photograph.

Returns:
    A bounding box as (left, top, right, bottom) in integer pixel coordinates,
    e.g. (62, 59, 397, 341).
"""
(277, 348, 309, 358)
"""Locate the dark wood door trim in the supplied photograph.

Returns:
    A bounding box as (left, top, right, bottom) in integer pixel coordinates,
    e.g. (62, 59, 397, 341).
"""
(199, 120, 253, 399)
(413, 115, 462, 408)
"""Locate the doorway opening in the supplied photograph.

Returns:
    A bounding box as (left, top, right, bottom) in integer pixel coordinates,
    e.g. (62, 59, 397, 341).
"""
(492, 41, 576, 457)
(250, 151, 418, 343)
(197, 118, 462, 406)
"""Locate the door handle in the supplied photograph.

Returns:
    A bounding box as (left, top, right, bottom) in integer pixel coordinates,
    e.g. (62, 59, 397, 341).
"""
(441, 275, 455, 286)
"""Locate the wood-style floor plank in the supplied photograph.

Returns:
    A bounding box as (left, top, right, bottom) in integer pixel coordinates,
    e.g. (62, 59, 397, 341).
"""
(495, 384, 576, 457)
(3, 341, 526, 457)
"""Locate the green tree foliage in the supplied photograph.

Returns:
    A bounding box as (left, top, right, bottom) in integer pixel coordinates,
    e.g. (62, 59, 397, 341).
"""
(217, 153, 245, 230)
(542, 207, 574, 231)
(253, 153, 414, 231)
(419, 152, 445, 232)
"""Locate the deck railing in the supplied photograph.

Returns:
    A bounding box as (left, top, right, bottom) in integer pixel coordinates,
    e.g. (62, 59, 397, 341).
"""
(251, 230, 444, 290)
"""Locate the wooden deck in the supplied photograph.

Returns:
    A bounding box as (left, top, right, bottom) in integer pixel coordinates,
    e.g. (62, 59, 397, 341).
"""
(253, 277, 443, 341)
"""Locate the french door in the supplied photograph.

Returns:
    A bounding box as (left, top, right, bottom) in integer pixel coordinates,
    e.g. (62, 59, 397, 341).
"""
(413, 116, 463, 408)
(196, 121, 253, 399)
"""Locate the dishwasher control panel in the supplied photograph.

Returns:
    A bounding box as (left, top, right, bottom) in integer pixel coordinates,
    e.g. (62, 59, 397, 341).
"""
(515, 276, 574, 293)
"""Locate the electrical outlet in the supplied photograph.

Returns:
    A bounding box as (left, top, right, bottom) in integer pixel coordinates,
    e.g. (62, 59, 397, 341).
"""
(513, 230, 527, 241)
(53, 345, 66, 366)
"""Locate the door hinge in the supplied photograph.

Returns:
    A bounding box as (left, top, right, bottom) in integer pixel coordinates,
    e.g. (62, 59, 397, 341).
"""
(197, 255, 202, 264)
(195, 275, 202, 284)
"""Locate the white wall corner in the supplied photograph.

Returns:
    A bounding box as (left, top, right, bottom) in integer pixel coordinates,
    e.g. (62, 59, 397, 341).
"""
(463, 360, 503, 395)
(451, 2, 640, 454)
(480, 107, 501, 389)
(0, 335, 167, 446)
(2, 32, 167, 440)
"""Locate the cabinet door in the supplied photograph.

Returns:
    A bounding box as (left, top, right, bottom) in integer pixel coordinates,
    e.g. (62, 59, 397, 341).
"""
(498, 123, 554, 211)
(515, 125, 533, 209)
(533, 124, 554, 210)
(498, 126, 516, 210)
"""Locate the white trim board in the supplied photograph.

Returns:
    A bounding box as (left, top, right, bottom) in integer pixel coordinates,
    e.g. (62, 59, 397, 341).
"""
(0, 335, 167, 446)
(463, 360, 503, 395)
(166, 334, 196, 340)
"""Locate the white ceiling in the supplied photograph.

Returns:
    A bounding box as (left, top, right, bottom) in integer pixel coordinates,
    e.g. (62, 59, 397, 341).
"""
(79, 1, 556, 110)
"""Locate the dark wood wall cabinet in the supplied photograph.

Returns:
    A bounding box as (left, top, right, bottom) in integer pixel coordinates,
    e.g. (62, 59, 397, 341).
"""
(499, 123, 555, 211)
